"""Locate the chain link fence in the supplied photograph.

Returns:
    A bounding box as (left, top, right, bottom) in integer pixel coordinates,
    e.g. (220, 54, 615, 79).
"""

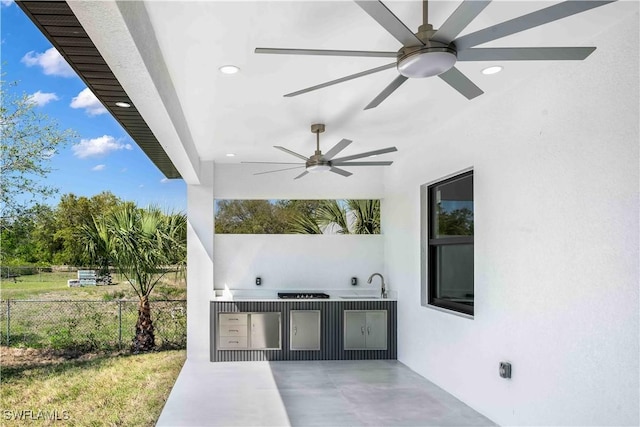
(0, 299, 186, 351)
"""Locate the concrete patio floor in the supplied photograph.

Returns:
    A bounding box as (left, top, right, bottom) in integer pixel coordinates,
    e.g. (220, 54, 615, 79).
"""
(157, 359, 496, 426)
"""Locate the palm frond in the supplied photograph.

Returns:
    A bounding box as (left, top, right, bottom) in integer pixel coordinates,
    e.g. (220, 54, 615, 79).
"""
(315, 200, 350, 234)
(288, 212, 322, 234)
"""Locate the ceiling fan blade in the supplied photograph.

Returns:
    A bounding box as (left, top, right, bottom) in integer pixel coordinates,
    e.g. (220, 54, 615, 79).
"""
(458, 47, 596, 61)
(332, 161, 393, 166)
(364, 75, 408, 110)
(294, 171, 309, 180)
(454, 1, 615, 50)
(438, 67, 484, 100)
(274, 146, 309, 161)
(255, 48, 397, 58)
(354, 0, 424, 47)
(332, 146, 398, 163)
(242, 161, 304, 165)
(324, 139, 353, 160)
(329, 167, 353, 177)
(254, 166, 306, 176)
(430, 0, 492, 44)
(284, 63, 396, 97)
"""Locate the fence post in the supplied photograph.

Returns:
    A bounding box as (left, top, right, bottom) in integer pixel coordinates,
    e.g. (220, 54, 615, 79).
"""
(118, 300, 122, 348)
(6, 299, 10, 346)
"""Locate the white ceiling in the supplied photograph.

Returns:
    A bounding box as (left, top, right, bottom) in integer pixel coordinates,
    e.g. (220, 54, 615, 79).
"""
(79, 1, 639, 172)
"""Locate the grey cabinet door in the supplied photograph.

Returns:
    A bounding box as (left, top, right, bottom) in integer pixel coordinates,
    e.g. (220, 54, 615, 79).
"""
(365, 311, 387, 350)
(250, 313, 281, 349)
(290, 310, 321, 350)
(344, 311, 367, 349)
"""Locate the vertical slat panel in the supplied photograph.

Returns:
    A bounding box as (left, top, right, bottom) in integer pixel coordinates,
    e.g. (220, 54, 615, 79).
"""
(211, 300, 397, 362)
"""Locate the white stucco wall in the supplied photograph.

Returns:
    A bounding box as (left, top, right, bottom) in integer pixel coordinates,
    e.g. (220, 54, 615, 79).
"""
(186, 161, 215, 360)
(213, 163, 386, 292)
(383, 12, 639, 426)
(214, 234, 383, 290)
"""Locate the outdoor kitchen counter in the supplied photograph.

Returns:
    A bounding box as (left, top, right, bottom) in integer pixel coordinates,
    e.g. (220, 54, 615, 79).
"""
(211, 290, 398, 301)
(211, 292, 397, 362)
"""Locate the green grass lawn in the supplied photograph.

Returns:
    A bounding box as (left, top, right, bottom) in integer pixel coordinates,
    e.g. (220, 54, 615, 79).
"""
(0, 271, 186, 301)
(0, 348, 186, 426)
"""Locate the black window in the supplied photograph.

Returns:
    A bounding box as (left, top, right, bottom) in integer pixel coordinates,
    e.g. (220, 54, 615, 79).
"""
(427, 171, 474, 316)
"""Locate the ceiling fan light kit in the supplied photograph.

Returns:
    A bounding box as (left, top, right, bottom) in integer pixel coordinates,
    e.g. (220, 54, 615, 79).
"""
(256, 0, 614, 109)
(397, 46, 457, 78)
(307, 164, 332, 173)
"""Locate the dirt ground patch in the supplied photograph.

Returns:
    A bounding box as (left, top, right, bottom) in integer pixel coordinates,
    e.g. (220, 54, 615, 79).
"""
(0, 346, 125, 368)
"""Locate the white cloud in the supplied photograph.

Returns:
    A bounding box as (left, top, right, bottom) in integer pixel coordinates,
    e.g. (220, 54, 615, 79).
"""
(42, 149, 56, 159)
(120, 168, 128, 173)
(70, 88, 107, 116)
(92, 164, 106, 172)
(1, 0, 14, 7)
(27, 90, 59, 107)
(139, 184, 145, 188)
(72, 135, 133, 159)
(160, 178, 169, 184)
(21, 47, 75, 77)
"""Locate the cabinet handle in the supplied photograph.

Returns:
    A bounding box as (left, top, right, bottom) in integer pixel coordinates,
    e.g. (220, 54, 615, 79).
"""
(293, 326, 297, 335)
(230, 341, 238, 344)
(361, 326, 365, 335)
(228, 318, 238, 321)
(229, 329, 238, 332)
(367, 326, 371, 335)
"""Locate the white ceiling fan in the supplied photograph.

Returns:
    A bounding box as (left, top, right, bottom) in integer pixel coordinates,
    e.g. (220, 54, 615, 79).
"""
(242, 124, 397, 179)
(256, 0, 614, 109)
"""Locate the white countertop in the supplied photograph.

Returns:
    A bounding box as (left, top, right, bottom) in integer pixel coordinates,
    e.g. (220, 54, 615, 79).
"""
(212, 289, 397, 301)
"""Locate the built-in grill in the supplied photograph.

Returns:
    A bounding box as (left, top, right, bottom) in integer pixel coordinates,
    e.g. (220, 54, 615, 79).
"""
(277, 292, 330, 299)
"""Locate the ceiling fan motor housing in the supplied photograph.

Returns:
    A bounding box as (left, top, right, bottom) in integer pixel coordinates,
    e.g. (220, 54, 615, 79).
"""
(397, 40, 457, 78)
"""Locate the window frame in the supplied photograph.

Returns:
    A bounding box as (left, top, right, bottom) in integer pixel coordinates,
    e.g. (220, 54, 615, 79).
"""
(420, 169, 474, 317)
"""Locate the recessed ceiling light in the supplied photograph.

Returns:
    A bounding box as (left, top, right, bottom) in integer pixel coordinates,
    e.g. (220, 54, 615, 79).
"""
(115, 101, 131, 108)
(219, 65, 240, 75)
(226, 153, 236, 157)
(482, 66, 503, 75)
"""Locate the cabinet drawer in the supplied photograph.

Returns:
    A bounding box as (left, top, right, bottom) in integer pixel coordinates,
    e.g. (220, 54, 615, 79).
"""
(219, 313, 248, 325)
(218, 336, 248, 349)
(219, 325, 247, 337)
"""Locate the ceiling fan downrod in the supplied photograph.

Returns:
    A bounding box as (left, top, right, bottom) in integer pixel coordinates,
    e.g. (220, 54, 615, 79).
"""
(422, 0, 429, 28)
(311, 123, 325, 155)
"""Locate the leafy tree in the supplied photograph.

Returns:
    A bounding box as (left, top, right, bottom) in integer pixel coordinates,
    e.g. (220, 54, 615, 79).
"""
(436, 206, 473, 236)
(82, 205, 186, 352)
(0, 203, 56, 265)
(215, 200, 288, 234)
(0, 80, 76, 222)
(52, 192, 125, 265)
(214, 199, 380, 235)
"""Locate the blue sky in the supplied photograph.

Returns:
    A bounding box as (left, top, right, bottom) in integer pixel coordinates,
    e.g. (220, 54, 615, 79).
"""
(1, 1, 187, 212)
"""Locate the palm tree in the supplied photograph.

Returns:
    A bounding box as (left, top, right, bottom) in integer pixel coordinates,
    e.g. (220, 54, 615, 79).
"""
(346, 199, 380, 234)
(291, 199, 381, 235)
(288, 211, 322, 234)
(315, 200, 351, 234)
(82, 205, 186, 352)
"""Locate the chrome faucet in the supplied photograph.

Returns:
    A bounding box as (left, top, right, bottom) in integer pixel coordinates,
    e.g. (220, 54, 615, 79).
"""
(367, 273, 387, 299)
